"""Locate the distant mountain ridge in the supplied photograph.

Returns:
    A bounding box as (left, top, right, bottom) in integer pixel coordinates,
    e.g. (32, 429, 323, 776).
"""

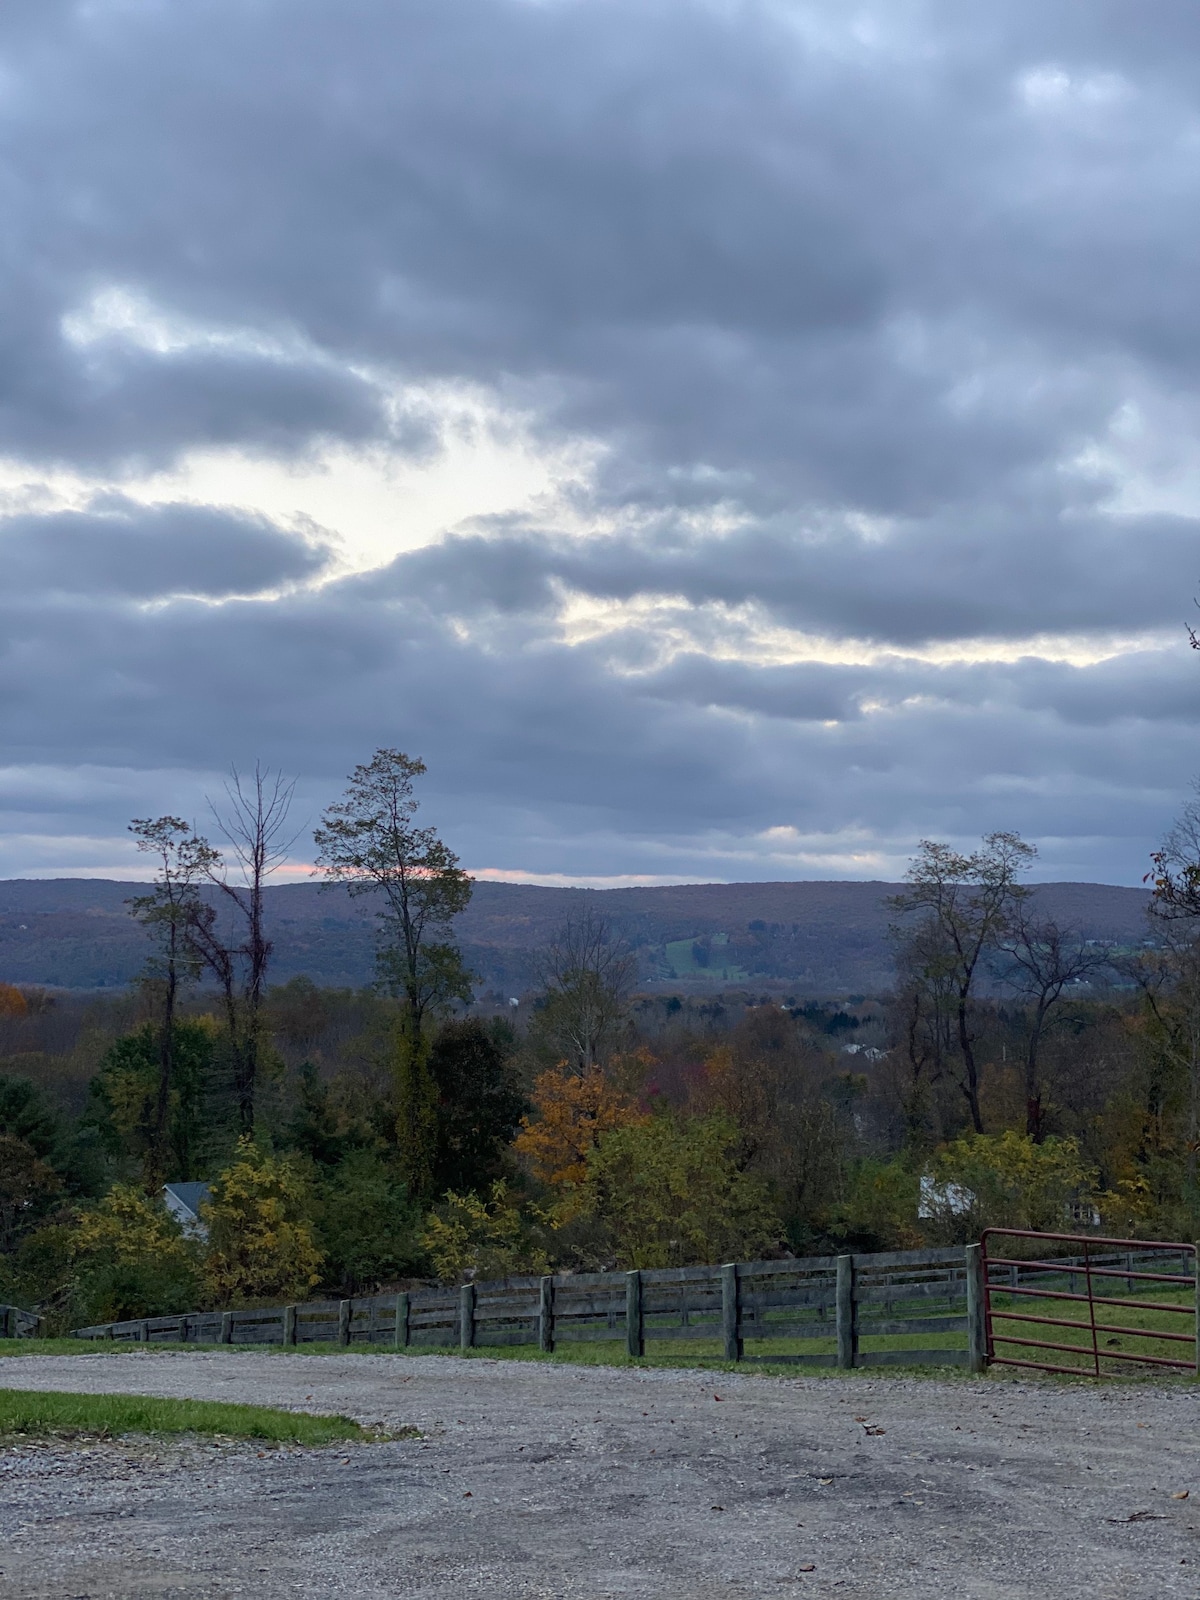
(0, 876, 1154, 996)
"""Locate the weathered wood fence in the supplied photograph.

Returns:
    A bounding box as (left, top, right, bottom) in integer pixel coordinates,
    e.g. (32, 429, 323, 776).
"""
(72, 1244, 994, 1370)
(1, 1304, 41, 1338)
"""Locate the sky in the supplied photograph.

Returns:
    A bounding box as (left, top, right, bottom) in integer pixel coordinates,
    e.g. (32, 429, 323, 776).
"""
(1, 0, 1198, 888)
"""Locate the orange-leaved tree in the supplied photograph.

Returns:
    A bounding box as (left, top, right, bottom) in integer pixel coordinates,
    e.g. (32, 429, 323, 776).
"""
(514, 1063, 647, 1192)
(0, 982, 27, 1018)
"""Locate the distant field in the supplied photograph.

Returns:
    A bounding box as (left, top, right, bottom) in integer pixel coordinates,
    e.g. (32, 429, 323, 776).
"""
(663, 932, 749, 982)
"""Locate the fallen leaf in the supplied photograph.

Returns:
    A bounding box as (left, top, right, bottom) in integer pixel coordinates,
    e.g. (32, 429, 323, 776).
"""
(817, 1477, 833, 1486)
(853, 1415, 868, 1422)
(711, 1505, 724, 1511)
(864, 1426, 886, 1436)
(798, 1564, 816, 1573)
(713, 1394, 723, 1401)
(463, 1492, 472, 1498)
(1172, 1491, 1190, 1501)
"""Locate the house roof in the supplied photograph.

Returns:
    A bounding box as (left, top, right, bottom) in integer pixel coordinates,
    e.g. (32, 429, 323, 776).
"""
(162, 1181, 211, 1219)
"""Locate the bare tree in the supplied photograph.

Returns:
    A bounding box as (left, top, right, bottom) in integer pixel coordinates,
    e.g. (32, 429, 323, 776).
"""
(1149, 785, 1200, 921)
(994, 908, 1109, 1141)
(890, 833, 1036, 1134)
(889, 916, 959, 1146)
(1126, 927, 1200, 1203)
(532, 906, 635, 1073)
(184, 765, 299, 1134)
(127, 818, 218, 1189)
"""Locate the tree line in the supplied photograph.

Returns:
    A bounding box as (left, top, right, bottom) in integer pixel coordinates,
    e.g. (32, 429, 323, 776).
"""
(4, 757, 1200, 1332)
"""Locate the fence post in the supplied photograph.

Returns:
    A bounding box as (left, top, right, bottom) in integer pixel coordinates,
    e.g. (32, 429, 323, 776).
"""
(626, 1270, 644, 1359)
(1, 1306, 10, 1339)
(836, 1255, 856, 1370)
(283, 1305, 297, 1347)
(460, 1283, 476, 1351)
(220, 1311, 233, 1345)
(721, 1264, 742, 1362)
(538, 1276, 555, 1354)
(139, 1319, 150, 1344)
(338, 1299, 352, 1347)
(395, 1292, 410, 1350)
(965, 1243, 987, 1374)
(1194, 1245, 1200, 1381)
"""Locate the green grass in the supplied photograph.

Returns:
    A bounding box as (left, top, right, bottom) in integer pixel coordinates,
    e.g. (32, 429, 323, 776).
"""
(663, 936, 748, 982)
(987, 1284, 1197, 1376)
(0, 1338, 148, 1358)
(0, 1388, 373, 1445)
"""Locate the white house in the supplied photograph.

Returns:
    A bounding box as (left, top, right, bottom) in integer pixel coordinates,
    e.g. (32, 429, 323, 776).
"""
(162, 1181, 212, 1241)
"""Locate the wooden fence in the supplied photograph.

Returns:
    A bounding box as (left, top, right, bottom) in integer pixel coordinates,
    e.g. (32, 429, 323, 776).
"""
(71, 1244, 993, 1370)
(1, 1304, 41, 1338)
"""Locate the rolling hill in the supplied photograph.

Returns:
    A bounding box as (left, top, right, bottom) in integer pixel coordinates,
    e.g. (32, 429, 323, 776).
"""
(0, 876, 1155, 997)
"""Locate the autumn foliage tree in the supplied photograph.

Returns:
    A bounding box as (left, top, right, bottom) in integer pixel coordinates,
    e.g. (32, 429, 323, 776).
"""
(514, 1063, 647, 1192)
(582, 1113, 782, 1269)
(0, 983, 28, 1018)
(202, 1138, 323, 1305)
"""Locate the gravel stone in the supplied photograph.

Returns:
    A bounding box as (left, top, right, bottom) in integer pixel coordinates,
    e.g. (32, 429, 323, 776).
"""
(2, 1350, 1199, 1597)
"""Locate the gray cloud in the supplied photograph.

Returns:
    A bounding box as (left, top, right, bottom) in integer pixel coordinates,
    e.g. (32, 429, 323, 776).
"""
(0, 1, 1198, 883)
(1, 501, 333, 600)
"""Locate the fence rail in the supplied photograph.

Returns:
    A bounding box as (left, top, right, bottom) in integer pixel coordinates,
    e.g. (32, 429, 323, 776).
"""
(61, 1236, 1200, 1378)
(71, 1244, 991, 1370)
(981, 1230, 1199, 1378)
(1, 1304, 41, 1338)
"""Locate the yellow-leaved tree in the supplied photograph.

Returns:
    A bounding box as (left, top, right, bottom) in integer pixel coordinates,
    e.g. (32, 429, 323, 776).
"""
(202, 1138, 323, 1305)
(68, 1183, 203, 1324)
(421, 1180, 550, 1283)
(925, 1130, 1099, 1241)
(73, 1184, 198, 1269)
(582, 1113, 783, 1269)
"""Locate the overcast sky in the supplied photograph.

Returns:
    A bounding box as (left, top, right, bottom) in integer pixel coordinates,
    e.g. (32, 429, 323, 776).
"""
(1, 1, 1198, 887)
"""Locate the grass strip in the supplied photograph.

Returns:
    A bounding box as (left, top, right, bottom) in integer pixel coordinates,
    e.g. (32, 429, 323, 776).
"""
(0, 1339, 137, 1358)
(0, 1388, 367, 1445)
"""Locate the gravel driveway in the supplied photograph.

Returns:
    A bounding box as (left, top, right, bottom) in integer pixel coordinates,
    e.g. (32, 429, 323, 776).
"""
(2, 1350, 1199, 1598)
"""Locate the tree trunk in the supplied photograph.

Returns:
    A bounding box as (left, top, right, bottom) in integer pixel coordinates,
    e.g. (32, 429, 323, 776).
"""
(1024, 1002, 1050, 1142)
(957, 993, 985, 1133)
(149, 933, 178, 1192)
(394, 1008, 436, 1198)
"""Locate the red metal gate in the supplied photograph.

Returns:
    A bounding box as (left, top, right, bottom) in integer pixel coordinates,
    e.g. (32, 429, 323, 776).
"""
(980, 1229, 1198, 1378)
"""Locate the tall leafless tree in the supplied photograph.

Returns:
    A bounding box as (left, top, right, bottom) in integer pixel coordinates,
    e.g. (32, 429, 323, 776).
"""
(890, 832, 1036, 1134)
(532, 906, 636, 1073)
(184, 765, 299, 1134)
(994, 908, 1108, 1141)
(127, 817, 217, 1189)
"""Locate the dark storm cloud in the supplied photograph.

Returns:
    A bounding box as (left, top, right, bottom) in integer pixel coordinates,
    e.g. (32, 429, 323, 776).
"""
(1, 1, 1199, 879)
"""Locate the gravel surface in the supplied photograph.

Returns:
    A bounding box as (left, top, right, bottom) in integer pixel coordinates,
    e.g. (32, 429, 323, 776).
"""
(2, 1350, 1199, 1598)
